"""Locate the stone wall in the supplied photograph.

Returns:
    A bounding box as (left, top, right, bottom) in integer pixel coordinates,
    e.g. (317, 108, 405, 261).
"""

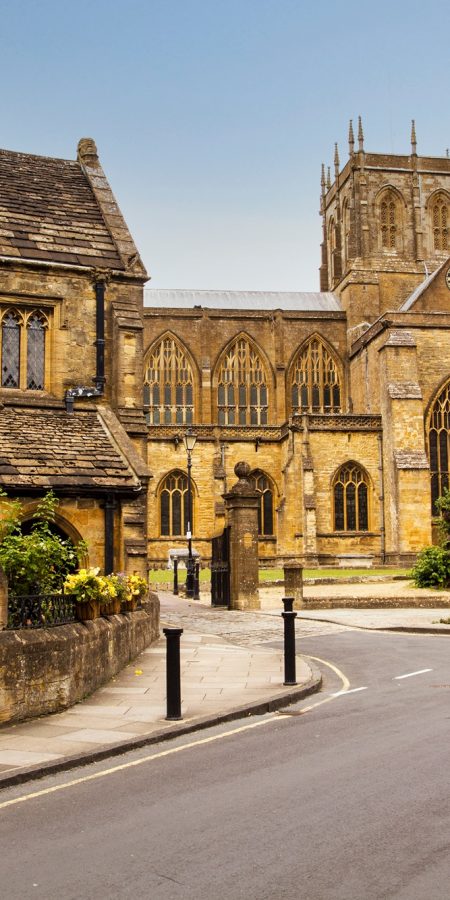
(0, 593, 159, 725)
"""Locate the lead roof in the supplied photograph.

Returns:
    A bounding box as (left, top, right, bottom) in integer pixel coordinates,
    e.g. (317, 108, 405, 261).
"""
(144, 289, 342, 312)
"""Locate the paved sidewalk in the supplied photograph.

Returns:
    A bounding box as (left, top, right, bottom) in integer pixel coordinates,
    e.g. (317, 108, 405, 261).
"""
(0, 595, 317, 785)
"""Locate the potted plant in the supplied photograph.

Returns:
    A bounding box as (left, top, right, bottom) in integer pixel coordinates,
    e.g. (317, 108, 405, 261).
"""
(100, 574, 123, 616)
(63, 567, 103, 621)
(125, 573, 148, 611)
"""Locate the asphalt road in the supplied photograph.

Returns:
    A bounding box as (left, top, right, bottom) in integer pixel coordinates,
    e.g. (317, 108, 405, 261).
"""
(1, 629, 450, 900)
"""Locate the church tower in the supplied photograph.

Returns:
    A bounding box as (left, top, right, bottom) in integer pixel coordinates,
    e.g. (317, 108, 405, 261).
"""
(320, 118, 450, 330)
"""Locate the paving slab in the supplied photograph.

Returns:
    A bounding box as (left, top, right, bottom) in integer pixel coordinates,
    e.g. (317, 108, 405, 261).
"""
(0, 596, 319, 786)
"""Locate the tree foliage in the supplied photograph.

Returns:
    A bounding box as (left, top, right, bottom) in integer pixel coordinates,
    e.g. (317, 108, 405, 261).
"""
(0, 490, 87, 595)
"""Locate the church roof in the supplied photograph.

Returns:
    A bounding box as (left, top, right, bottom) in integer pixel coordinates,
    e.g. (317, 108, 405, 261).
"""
(144, 289, 342, 312)
(0, 404, 146, 493)
(399, 261, 446, 311)
(0, 141, 147, 276)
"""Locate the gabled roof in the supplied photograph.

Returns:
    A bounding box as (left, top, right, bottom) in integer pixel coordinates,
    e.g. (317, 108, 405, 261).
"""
(144, 289, 342, 312)
(0, 139, 147, 276)
(399, 259, 448, 311)
(0, 404, 149, 493)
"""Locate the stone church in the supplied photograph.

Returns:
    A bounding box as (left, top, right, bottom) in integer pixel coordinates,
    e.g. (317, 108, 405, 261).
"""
(1, 121, 450, 574)
(143, 120, 450, 569)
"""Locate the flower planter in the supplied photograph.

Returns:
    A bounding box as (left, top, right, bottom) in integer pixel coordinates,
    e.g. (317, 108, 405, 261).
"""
(124, 597, 138, 613)
(75, 599, 100, 621)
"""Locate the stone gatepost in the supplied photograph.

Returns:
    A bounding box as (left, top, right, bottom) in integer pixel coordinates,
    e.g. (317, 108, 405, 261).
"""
(223, 462, 260, 611)
(283, 560, 303, 610)
(0, 568, 8, 630)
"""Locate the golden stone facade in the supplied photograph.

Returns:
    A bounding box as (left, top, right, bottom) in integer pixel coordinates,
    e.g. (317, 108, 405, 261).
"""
(0, 139, 150, 576)
(144, 122, 450, 568)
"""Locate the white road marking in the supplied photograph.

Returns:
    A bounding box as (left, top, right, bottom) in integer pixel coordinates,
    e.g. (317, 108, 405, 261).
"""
(394, 668, 432, 680)
(332, 687, 368, 697)
(0, 655, 353, 811)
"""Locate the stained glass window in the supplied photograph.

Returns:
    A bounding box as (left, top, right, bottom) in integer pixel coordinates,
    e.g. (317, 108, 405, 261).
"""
(333, 464, 369, 531)
(291, 338, 341, 414)
(144, 337, 194, 425)
(160, 471, 190, 536)
(217, 338, 268, 426)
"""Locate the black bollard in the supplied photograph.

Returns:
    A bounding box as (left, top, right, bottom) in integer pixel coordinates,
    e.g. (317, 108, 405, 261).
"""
(282, 596, 294, 613)
(282, 610, 297, 685)
(173, 558, 179, 596)
(163, 627, 183, 720)
(194, 561, 200, 601)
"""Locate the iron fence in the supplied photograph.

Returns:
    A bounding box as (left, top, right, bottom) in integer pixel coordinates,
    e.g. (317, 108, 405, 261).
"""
(6, 592, 76, 630)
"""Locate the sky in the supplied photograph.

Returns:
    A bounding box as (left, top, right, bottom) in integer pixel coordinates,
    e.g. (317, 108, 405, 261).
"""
(2, 0, 450, 293)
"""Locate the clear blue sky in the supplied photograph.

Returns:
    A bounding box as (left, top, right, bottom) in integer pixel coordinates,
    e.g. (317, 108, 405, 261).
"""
(2, 0, 449, 291)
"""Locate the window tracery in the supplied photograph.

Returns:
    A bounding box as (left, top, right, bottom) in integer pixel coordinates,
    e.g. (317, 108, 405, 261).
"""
(429, 382, 450, 513)
(291, 338, 341, 414)
(333, 463, 369, 532)
(1, 307, 47, 391)
(249, 470, 275, 536)
(431, 195, 449, 252)
(159, 470, 190, 536)
(144, 337, 194, 426)
(217, 338, 268, 426)
(379, 190, 399, 250)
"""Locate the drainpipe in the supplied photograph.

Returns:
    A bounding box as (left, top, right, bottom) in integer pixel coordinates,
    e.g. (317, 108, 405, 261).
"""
(65, 275, 107, 412)
(104, 493, 116, 575)
(378, 433, 386, 564)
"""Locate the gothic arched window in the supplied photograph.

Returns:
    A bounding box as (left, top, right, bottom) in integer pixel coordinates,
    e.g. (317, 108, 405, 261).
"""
(431, 195, 449, 252)
(1, 308, 48, 391)
(216, 338, 268, 426)
(333, 463, 369, 531)
(328, 217, 336, 281)
(291, 338, 341, 415)
(250, 470, 275, 536)
(26, 312, 46, 390)
(159, 470, 190, 536)
(1, 310, 21, 388)
(380, 190, 399, 250)
(144, 337, 194, 426)
(429, 381, 450, 513)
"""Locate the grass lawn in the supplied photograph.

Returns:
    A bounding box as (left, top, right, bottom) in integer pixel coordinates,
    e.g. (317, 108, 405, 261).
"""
(148, 567, 411, 584)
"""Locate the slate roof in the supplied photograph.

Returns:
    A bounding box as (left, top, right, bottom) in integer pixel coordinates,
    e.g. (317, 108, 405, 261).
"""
(0, 148, 124, 269)
(0, 406, 142, 492)
(144, 289, 342, 312)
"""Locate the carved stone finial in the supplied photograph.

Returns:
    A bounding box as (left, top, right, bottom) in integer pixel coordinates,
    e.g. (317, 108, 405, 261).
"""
(326, 167, 331, 190)
(234, 461, 251, 480)
(77, 137, 99, 165)
(348, 119, 355, 156)
(321, 163, 326, 194)
(334, 142, 340, 176)
(411, 119, 417, 154)
(358, 115, 364, 152)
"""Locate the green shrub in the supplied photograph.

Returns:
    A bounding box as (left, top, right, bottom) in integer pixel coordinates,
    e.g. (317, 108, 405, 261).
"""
(0, 490, 86, 595)
(411, 546, 450, 588)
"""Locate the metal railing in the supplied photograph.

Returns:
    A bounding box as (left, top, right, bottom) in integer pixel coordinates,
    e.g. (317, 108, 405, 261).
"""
(6, 592, 76, 630)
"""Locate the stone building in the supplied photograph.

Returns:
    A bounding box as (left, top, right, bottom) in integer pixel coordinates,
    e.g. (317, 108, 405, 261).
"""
(143, 120, 450, 569)
(0, 138, 150, 576)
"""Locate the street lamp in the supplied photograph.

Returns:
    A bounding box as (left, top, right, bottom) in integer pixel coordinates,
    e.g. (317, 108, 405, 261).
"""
(183, 428, 197, 598)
